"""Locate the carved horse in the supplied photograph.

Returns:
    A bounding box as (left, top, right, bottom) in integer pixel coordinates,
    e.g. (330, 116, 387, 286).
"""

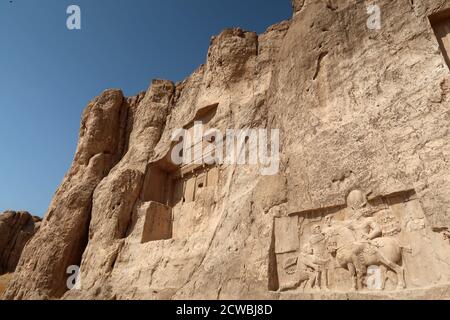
(324, 225, 408, 291)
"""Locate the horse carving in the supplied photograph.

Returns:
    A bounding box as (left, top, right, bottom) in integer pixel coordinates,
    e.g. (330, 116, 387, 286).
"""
(324, 224, 408, 290)
(323, 190, 409, 291)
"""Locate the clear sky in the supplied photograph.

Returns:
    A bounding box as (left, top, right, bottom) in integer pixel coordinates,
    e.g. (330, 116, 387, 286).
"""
(0, 0, 291, 217)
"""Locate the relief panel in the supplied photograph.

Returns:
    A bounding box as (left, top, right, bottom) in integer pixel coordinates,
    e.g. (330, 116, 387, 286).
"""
(272, 189, 450, 293)
(184, 177, 196, 203)
(141, 202, 173, 243)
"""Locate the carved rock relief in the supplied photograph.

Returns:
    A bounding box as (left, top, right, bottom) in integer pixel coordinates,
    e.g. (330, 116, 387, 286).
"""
(271, 189, 450, 293)
(138, 104, 222, 242)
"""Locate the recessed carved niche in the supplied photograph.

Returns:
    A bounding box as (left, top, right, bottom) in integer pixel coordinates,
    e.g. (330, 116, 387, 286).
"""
(141, 103, 220, 206)
(141, 202, 172, 243)
(270, 188, 450, 293)
(139, 103, 220, 242)
(430, 9, 450, 69)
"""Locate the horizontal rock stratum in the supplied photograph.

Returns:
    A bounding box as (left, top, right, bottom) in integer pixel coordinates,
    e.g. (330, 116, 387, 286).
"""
(3, 0, 450, 300)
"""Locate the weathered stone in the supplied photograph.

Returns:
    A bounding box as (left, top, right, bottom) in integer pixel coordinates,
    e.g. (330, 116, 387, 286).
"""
(3, 89, 129, 300)
(0, 211, 41, 275)
(3, 0, 450, 300)
(291, 0, 305, 15)
(0, 274, 13, 296)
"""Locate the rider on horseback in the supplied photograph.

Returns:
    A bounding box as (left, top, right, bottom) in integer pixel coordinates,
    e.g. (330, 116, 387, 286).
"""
(345, 190, 382, 244)
(323, 190, 407, 291)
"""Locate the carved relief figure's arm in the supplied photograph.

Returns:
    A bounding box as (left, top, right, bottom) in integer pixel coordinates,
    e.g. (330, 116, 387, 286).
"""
(367, 219, 382, 240)
(300, 253, 319, 271)
(312, 256, 330, 265)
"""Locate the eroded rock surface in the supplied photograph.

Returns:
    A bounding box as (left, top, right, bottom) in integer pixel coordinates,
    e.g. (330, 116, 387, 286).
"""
(4, 0, 450, 300)
(0, 211, 41, 275)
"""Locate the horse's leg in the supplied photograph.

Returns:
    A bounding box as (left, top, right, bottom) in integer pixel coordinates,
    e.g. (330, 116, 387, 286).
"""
(350, 253, 365, 290)
(301, 278, 308, 291)
(380, 265, 387, 290)
(397, 266, 406, 290)
(322, 268, 330, 291)
(347, 263, 357, 291)
(356, 269, 365, 291)
(378, 254, 406, 290)
(308, 273, 317, 290)
(314, 272, 322, 290)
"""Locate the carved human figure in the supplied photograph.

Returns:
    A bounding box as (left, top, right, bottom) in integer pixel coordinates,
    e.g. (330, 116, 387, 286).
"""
(324, 215, 343, 234)
(345, 190, 382, 242)
(324, 190, 408, 291)
(280, 244, 319, 292)
(308, 224, 330, 290)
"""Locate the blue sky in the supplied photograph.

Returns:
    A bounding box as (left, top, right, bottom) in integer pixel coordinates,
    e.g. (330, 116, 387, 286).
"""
(0, 0, 291, 216)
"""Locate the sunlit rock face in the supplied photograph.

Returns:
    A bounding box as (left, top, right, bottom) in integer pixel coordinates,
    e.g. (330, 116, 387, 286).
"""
(4, 0, 450, 300)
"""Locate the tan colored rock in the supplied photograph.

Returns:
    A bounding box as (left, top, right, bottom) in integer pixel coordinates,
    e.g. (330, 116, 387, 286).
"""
(62, 80, 175, 299)
(4, 0, 450, 300)
(291, 0, 305, 15)
(0, 274, 13, 296)
(3, 89, 130, 300)
(0, 211, 41, 275)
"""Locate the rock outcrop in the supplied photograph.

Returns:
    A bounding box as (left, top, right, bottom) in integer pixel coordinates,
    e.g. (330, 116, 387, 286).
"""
(0, 274, 13, 296)
(4, 0, 450, 300)
(0, 211, 41, 275)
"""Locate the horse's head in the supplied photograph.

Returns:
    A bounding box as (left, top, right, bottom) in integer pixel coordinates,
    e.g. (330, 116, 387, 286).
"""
(325, 225, 356, 254)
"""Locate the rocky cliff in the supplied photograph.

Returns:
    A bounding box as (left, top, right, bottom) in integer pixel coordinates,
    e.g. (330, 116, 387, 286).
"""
(0, 211, 41, 275)
(3, 0, 450, 300)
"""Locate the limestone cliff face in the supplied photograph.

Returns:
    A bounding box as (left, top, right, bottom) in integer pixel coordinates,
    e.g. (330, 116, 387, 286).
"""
(0, 211, 41, 275)
(273, 0, 450, 227)
(4, 0, 450, 300)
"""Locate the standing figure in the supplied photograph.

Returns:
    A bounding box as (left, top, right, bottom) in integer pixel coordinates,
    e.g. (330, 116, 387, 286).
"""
(345, 190, 382, 243)
(308, 224, 330, 290)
